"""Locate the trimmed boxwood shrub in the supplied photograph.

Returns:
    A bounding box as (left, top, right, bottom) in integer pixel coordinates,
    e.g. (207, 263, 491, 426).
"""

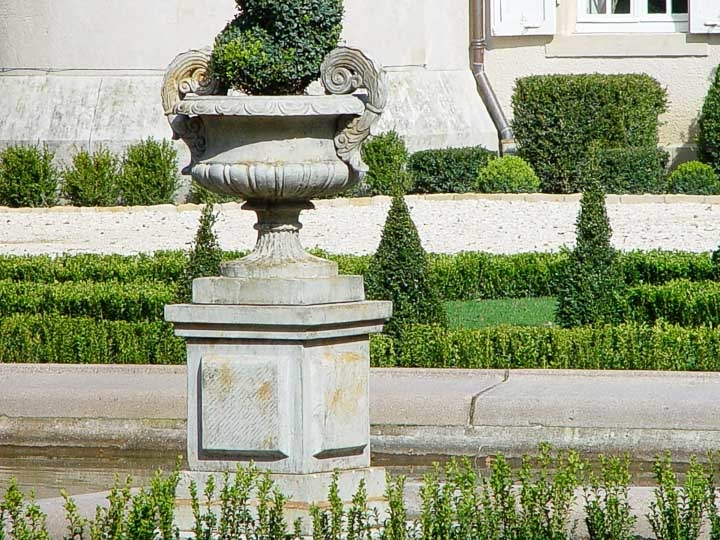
(177, 203, 223, 302)
(0, 145, 58, 207)
(370, 322, 720, 371)
(0, 315, 184, 364)
(512, 74, 667, 193)
(0, 280, 175, 322)
(358, 131, 411, 196)
(408, 146, 495, 194)
(555, 167, 626, 328)
(210, 0, 343, 95)
(365, 194, 447, 336)
(666, 160, 720, 195)
(61, 147, 122, 206)
(623, 279, 720, 327)
(698, 65, 720, 176)
(118, 138, 180, 206)
(476, 155, 540, 193)
(586, 145, 669, 194)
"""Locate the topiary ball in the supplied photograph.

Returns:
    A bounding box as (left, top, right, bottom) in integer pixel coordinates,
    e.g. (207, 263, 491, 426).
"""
(210, 0, 343, 95)
(666, 160, 720, 195)
(476, 155, 540, 193)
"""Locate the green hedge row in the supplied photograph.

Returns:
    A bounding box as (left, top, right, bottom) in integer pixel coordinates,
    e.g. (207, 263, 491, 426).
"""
(0, 280, 176, 321)
(513, 73, 667, 194)
(624, 279, 720, 327)
(0, 315, 184, 364)
(370, 322, 720, 371)
(0, 250, 714, 300)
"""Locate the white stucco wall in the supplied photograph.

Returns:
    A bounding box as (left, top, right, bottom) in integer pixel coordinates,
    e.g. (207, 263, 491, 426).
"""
(0, 0, 497, 160)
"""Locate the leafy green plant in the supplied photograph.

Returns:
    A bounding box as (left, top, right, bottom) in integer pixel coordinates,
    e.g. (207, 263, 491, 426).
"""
(667, 160, 720, 195)
(378, 320, 720, 371)
(365, 194, 447, 336)
(118, 138, 180, 206)
(555, 161, 626, 327)
(0, 145, 58, 207)
(358, 131, 411, 196)
(210, 0, 343, 95)
(698, 64, 720, 176)
(513, 73, 667, 193)
(0, 479, 50, 540)
(0, 314, 185, 364)
(587, 145, 669, 194)
(583, 454, 636, 540)
(476, 155, 540, 193)
(61, 147, 122, 206)
(623, 278, 720, 327)
(177, 204, 223, 303)
(408, 146, 495, 194)
(648, 453, 709, 540)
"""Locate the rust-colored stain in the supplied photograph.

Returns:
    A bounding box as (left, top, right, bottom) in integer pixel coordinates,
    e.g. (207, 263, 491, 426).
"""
(328, 379, 364, 417)
(256, 381, 273, 403)
(339, 352, 362, 363)
(215, 362, 235, 397)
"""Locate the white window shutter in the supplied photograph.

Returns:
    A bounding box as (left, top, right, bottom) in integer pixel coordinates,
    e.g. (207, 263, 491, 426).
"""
(690, 0, 720, 34)
(491, 0, 556, 36)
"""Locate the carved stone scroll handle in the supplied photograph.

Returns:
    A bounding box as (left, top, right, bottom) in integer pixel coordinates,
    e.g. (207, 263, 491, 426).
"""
(321, 47, 387, 183)
(161, 49, 220, 169)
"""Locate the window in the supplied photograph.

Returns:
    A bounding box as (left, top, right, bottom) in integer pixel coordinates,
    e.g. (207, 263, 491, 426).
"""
(578, 0, 688, 32)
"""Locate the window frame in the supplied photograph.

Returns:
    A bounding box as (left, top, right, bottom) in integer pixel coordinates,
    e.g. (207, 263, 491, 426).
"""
(576, 0, 689, 33)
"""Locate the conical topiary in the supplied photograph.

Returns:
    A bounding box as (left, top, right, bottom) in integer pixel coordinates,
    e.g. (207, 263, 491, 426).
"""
(555, 157, 626, 328)
(177, 204, 223, 302)
(365, 194, 447, 337)
(698, 64, 720, 176)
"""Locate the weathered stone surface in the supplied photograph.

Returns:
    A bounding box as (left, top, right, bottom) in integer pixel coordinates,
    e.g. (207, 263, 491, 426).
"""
(192, 275, 365, 305)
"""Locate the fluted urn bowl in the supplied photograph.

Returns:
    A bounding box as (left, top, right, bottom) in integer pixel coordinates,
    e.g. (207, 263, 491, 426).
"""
(175, 94, 366, 200)
(163, 47, 386, 279)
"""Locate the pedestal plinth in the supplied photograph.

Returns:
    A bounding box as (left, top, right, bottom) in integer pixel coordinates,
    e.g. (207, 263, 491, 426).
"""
(164, 274, 391, 535)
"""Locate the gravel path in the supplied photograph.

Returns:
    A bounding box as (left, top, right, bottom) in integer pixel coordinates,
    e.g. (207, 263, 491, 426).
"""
(2, 194, 720, 256)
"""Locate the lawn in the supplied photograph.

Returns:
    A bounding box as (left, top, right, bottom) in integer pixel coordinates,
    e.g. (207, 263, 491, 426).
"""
(446, 297, 557, 329)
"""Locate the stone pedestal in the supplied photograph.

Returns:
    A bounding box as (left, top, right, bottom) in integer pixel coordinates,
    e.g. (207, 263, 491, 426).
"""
(164, 274, 391, 535)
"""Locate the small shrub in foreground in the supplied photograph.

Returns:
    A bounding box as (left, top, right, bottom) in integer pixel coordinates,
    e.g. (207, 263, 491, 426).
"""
(61, 147, 122, 206)
(118, 138, 180, 206)
(667, 160, 720, 195)
(365, 194, 447, 336)
(647, 453, 708, 540)
(0, 145, 58, 208)
(476, 155, 540, 193)
(584, 454, 636, 540)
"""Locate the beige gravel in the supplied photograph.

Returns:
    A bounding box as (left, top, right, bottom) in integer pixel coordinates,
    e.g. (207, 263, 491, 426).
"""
(1, 194, 720, 256)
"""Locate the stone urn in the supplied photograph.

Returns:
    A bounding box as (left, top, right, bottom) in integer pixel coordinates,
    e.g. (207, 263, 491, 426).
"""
(161, 46, 386, 280)
(162, 47, 392, 536)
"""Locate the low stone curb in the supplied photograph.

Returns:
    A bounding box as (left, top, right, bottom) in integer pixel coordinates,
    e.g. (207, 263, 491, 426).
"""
(2, 364, 719, 463)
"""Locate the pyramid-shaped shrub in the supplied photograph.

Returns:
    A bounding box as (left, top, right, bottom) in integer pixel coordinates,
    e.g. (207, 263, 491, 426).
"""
(366, 194, 447, 336)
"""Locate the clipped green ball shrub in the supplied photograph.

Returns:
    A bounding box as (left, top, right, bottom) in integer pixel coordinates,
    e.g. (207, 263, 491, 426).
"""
(408, 146, 495, 194)
(118, 138, 180, 206)
(585, 145, 669, 194)
(62, 146, 122, 206)
(666, 160, 720, 195)
(698, 65, 720, 176)
(210, 0, 343, 95)
(476, 155, 540, 193)
(512, 74, 667, 193)
(0, 145, 58, 207)
(359, 131, 411, 196)
(365, 194, 447, 336)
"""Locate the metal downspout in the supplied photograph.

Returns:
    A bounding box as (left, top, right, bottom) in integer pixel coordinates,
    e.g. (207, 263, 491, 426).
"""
(470, 0, 516, 154)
